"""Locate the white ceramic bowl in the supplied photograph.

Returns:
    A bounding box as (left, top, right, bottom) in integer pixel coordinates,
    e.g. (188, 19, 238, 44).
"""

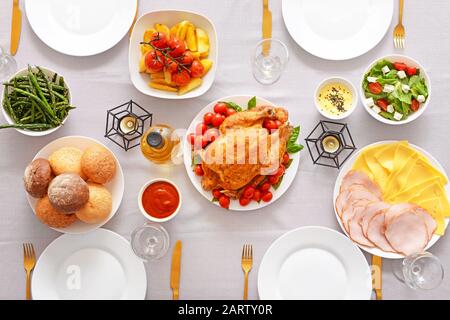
(314, 77, 357, 120)
(129, 10, 218, 99)
(1, 66, 72, 136)
(26, 136, 125, 234)
(138, 178, 182, 222)
(360, 54, 431, 125)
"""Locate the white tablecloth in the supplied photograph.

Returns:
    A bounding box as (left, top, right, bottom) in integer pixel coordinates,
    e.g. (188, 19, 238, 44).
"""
(1, 0, 449, 300)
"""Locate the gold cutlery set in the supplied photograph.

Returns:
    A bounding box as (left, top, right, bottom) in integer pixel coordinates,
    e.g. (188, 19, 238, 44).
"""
(22, 243, 36, 300)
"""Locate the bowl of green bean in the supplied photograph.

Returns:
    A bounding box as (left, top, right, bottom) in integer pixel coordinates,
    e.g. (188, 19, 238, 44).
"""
(1, 65, 73, 136)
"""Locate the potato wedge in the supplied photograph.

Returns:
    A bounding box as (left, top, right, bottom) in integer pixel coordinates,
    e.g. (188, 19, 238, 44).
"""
(164, 68, 172, 84)
(140, 43, 152, 55)
(143, 28, 156, 42)
(186, 25, 197, 52)
(149, 82, 178, 92)
(176, 20, 190, 41)
(139, 54, 147, 73)
(150, 72, 165, 80)
(196, 28, 210, 58)
(191, 51, 202, 59)
(170, 23, 179, 37)
(178, 78, 202, 95)
(154, 23, 170, 37)
(151, 78, 177, 87)
(200, 59, 213, 76)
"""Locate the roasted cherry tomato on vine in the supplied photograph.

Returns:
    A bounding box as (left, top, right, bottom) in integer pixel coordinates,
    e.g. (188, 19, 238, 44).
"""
(180, 51, 194, 65)
(165, 57, 178, 73)
(145, 50, 165, 73)
(203, 112, 214, 125)
(239, 197, 251, 206)
(242, 185, 256, 199)
(377, 99, 389, 112)
(213, 102, 228, 115)
(252, 189, 261, 202)
(212, 189, 223, 199)
(259, 182, 271, 193)
(205, 128, 220, 143)
(218, 195, 230, 209)
(406, 66, 417, 76)
(268, 175, 280, 185)
(187, 133, 195, 145)
(150, 32, 168, 49)
(172, 69, 191, 86)
(168, 37, 186, 57)
(261, 191, 273, 202)
(194, 164, 204, 176)
(275, 120, 282, 128)
(263, 119, 278, 131)
(225, 108, 237, 117)
(411, 99, 420, 112)
(190, 60, 205, 78)
(212, 113, 225, 127)
(393, 62, 407, 71)
(195, 123, 207, 135)
(368, 82, 383, 95)
(282, 152, 290, 165)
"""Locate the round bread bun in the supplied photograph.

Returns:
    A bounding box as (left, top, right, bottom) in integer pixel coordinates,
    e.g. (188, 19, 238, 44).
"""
(75, 182, 112, 224)
(24, 158, 54, 198)
(48, 173, 89, 213)
(49, 147, 87, 180)
(35, 196, 77, 228)
(81, 145, 116, 184)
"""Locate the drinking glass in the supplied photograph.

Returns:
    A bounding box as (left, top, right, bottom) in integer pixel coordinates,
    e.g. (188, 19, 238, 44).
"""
(252, 38, 289, 85)
(131, 222, 170, 261)
(0, 46, 17, 82)
(392, 252, 444, 290)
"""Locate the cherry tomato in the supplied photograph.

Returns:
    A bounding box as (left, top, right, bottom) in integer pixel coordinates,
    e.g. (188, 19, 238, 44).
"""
(145, 50, 165, 73)
(261, 191, 273, 202)
(165, 57, 178, 73)
(411, 99, 420, 112)
(377, 99, 389, 112)
(212, 189, 222, 199)
(393, 62, 408, 71)
(187, 133, 195, 145)
(225, 108, 237, 117)
(274, 165, 285, 178)
(190, 60, 205, 78)
(268, 175, 280, 185)
(150, 32, 168, 49)
(218, 195, 230, 209)
(259, 182, 271, 193)
(242, 185, 256, 199)
(252, 189, 261, 202)
(205, 128, 220, 143)
(180, 51, 194, 65)
(194, 135, 208, 149)
(195, 123, 207, 136)
(194, 164, 204, 176)
(275, 120, 282, 128)
(282, 152, 290, 165)
(167, 37, 186, 57)
(406, 66, 417, 76)
(213, 102, 228, 115)
(368, 82, 383, 95)
(239, 197, 251, 206)
(172, 69, 191, 86)
(263, 119, 278, 131)
(212, 113, 225, 127)
(203, 112, 214, 125)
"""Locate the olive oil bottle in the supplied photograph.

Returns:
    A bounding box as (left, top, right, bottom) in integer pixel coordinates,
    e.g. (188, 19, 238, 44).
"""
(140, 124, 180, 165)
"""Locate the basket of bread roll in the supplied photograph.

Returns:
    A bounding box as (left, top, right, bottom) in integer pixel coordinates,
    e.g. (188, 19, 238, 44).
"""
(24, 136, 124, 234)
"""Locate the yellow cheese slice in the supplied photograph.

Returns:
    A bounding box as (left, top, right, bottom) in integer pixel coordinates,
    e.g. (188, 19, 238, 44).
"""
(374, 141, 408, 173)
(414, 197, 445, 235)
(384, 153, 418, 196)
(388, 176, 441, 202)
(407, 181, 450, 216)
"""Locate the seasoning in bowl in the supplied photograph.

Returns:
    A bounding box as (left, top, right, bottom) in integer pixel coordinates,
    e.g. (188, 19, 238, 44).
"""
(315, 77, 357, 119)
(139, 179, 181, 221)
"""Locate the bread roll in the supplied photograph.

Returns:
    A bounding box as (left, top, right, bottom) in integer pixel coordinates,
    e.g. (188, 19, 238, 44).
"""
(24, 158, 54, 198)
(76, 182, 112, 224)
(35, 196, 77, 228)
(48, 173, 89, 213)
(49, 147, 86, 180)
(81, 145, 116, 184)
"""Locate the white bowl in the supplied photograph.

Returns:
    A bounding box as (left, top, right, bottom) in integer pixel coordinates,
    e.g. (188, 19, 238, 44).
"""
(138, 178, 182, 222)
(26, 136, 125, 234)
(360, 54, 431, 125)
(1, 66, 72, 136)
(129, 10, 218, 99)
(314, 77, 357, 120)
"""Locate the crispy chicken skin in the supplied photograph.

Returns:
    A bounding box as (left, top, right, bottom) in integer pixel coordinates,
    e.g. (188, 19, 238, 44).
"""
(201, 106, 292, 196)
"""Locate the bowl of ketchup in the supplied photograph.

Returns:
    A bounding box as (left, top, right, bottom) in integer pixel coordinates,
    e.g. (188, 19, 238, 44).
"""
(138, 179, 181, 222)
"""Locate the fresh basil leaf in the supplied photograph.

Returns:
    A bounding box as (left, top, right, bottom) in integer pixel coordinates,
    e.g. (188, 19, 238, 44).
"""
(211, 197, 219, 202)
(285, 158, 293, 169)
(191, 153, 202, 167)
(272, 175, 284, 190)
(220, 101, 242, 112)
(287, 144, 304, 154)
(247, 96, 256, 110)
(288, 126, 300, 146)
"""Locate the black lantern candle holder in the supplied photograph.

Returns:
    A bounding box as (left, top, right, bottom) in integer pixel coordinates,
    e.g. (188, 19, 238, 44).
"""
(305, 120, 356, 169)
(105, 100, 152, 151)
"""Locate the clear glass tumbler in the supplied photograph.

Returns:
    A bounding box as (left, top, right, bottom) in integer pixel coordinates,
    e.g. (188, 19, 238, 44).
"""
(252, 38, 289, 85)
(131, 222, 170, 261)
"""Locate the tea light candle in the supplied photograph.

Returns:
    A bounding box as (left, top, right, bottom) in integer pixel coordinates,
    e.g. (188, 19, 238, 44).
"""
(321, 135, 341, 153)
(119, 115, 138, 135)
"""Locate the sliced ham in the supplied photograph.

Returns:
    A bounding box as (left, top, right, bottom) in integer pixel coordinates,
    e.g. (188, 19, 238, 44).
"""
(348, 204, 375, 248)
(385, 211, 428, 256)
(340, 170, 382, 198)
(384, 203, 417, 225)
(414, 207, 437, 241)
(366, 212, 397, 253)
(361, 202, 391, 237)
(335, 189, 350, 218)
(341, 199, 373, 232)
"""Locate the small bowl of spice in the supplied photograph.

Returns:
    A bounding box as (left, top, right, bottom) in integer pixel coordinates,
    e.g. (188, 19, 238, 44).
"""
(138, 178, 182, 223)
(314, 77, 357, 120)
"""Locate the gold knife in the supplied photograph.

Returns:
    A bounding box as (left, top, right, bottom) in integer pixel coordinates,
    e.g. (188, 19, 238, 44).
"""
(170, 240, 182, 300)
(371, 255, 382, 300)
(129, 0, 139, 38)
(10, 0, 22, 55)
(262, 0, 272, 56)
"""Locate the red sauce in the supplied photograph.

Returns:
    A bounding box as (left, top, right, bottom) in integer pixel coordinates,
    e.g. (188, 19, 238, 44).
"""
(142, 181, 180, 219)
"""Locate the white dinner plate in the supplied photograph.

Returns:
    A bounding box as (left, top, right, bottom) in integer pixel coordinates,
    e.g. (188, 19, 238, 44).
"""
(333, 141, 450, 259)
(27, 136, 125, 234)
(25, 0, 137, 56)
(258, 226, 372, 300)
(282, 0, 394, 60)
(32, 228, 147, 300)
(182, 95, 301, 211)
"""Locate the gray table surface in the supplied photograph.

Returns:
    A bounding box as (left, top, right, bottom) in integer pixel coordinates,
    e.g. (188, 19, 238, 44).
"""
(1, 0, 449, 300)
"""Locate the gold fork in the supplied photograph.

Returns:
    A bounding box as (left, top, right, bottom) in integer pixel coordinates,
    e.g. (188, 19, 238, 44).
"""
(241, 244, 253, 300)
(23, 243, 36, 300)
(393, 0, 405, 48)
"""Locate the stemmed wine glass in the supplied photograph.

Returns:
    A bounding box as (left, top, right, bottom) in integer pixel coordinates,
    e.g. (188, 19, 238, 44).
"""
(252, 38, 289, 85)
(0, 46, 17, 82)
(131, 222, 170, 261)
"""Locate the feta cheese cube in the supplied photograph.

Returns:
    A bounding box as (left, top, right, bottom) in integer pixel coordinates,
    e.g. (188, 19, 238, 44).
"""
(387, 104, 394, 113)
(372, 105, 381, 114)
(397, 70, 407, 79)
(393, 112, 403, 121)
(364, 97, 375, 107)
(367, 76, 378, 83)
(382, 65, 390, 74)
(402, 84, 410, 93)
(417, 95, 426, 103)
(383, 84, 395, 93)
